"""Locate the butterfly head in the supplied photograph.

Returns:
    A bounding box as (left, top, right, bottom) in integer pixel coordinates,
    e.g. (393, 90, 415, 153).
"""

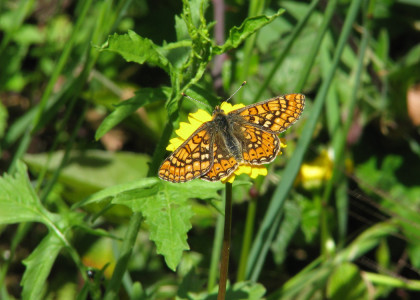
(213, 105, 224, 113)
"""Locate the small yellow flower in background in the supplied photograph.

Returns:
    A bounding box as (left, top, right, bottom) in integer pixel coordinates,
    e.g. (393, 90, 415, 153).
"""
(296, 149, 353, 189)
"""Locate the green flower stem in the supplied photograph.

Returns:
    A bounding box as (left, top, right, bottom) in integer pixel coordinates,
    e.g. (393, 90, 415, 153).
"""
(236, 192, 257, 281)
(217, 182, 233, 300)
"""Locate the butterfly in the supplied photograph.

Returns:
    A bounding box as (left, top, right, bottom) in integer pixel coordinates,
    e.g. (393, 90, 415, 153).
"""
(158, 93, 305, 183)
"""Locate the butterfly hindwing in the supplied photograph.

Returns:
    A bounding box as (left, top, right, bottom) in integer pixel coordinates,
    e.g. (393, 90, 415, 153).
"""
(201, 134, 239, 182)
(239, 124, 280, 164)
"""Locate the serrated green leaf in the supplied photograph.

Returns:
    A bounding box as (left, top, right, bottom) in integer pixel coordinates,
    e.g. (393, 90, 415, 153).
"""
(101, 30, 170, 73)
(95, 87, 171, 140)
(21, 232, 63, 300)
(213, 9, 285, 55)
(108, 179, 222, 270)
(115, 184, 193, 270)
(78, 178, 223, 270)
(0, 161, 46, 224)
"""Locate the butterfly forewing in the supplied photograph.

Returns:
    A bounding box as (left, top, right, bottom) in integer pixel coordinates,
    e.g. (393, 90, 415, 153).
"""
(233, 93, 305, 133)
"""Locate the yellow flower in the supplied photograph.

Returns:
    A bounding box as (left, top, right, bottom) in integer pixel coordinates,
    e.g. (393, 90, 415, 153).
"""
(296, 149, 353, 189)
(167, 102, 283, 183)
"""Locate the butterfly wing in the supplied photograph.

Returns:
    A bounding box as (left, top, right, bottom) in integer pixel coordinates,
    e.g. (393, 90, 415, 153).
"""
(201, 135, 239, 182)
(232, 93, 305, 133)
(158, 124, 214, 183)
(239, 124, 280, 164)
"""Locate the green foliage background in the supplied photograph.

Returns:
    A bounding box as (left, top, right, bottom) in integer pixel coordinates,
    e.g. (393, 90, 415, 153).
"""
(1, 0, 420, 299)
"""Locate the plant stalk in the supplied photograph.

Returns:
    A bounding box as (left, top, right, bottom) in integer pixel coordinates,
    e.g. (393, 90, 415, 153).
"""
(217, 182, 233, 300)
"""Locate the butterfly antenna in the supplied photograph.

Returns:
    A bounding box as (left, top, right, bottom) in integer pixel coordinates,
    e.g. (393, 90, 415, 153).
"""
(181, 92, 212, 110)
(224, 81, 247, 103)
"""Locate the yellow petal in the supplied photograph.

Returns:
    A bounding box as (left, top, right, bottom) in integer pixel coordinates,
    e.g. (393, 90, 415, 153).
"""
(220, 102, 245, 113)
(222, 175, 236, 183)
(166, 137, 184, 151)
(250, 165, 268, 178)
(189, 109, 212, 123)
(167, 109, 212, 150)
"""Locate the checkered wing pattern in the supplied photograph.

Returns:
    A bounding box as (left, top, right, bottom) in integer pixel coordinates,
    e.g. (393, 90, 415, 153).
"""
(201, 142, 239, 182)
(234, 94, 305, 133)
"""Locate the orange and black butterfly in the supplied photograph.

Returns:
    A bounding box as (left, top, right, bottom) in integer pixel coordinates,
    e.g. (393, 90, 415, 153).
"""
(158, 94, 305, 183)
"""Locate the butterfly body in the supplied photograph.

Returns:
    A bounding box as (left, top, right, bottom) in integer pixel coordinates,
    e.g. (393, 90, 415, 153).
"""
(158, 94, 305, 183)
(211, 107, 244, 162)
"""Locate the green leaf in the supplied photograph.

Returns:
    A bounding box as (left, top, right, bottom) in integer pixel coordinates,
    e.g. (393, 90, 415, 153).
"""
(175, 15, 189, 41)
(24, 150, 151, 220)
(95, 87, 171, 140)
(112, 180, 222, 270)
(205, 281, 266, 300)
(14, 24, 44, 45)
(75, 177, 160, 208)
(0, 161, 46, 224)
(83, 178, 222, 270)
(213, 8, 285, 55)
(21, 232, 63, 300)
(327, 263, 368, 300)
(101, 30, 171, 73)
(299, 196, 320, 243)
(24, 150, 151, 195)
(271, 199, 301, 264)
(337, 222, 398, 262)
